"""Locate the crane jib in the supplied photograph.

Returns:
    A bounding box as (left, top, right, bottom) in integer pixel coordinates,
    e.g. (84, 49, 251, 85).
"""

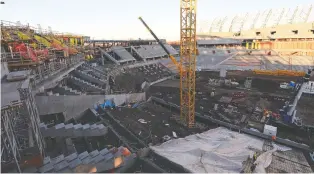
(138, 17, 171, 56)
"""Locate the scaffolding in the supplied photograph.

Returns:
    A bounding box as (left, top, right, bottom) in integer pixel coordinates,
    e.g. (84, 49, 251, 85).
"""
(1, 79, 45, 172)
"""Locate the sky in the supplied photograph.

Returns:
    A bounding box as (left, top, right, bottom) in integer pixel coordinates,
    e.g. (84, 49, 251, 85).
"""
(0, 0, 313, 41)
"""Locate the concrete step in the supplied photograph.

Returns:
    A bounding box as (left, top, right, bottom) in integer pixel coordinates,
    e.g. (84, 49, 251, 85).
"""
(74, 69, 106, 86)
(99, 49, 120, 65)
(68, 76, 105, 92)
(61, 86, 82, 95)
(52, 85, 80, 96)
(82, 63, 107, 76)
(37, 146, 136, 173)
(39, 123, 108, 138)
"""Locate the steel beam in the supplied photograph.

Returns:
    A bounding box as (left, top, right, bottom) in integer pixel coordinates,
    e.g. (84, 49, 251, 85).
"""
(219, 16, 228, 32)
(229, 15, 238, 32)
(262, 9, 272, 28)
(251, 12, 261, 29)
(302, 4, 313, 23)
(209, 17, 219, 32)
(240, 13, 249, 31)
(290, 6, 299, 24)
(274, 8, 285, 26)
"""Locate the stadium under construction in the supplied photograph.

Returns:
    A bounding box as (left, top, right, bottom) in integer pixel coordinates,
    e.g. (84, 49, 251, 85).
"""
(1, 2, 314, 173)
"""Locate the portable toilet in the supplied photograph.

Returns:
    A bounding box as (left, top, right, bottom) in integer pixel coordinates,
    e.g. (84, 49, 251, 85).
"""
(263, 125, 277, 137)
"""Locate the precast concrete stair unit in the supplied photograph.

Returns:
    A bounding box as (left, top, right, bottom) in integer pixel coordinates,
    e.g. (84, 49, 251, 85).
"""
(98, 48, 120, 65)
(73, 69, 106, 86)
(131, 44, 178, 59)
(111, 46, 136, 62)
(80, 63, 107, 80)
(39, 123, 108, 137)
(68, 75, 105, 92)
(51, 85, 82, 95)
(62, 85, 82, 95)
(138, 63, 172, 81)
(37, 146, 136, 173)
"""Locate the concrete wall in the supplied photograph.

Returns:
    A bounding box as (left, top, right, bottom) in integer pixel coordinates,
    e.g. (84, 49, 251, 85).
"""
(105, 92, 146, 106)
(36, 93, 146, 121)
(1, 62, 9, 79)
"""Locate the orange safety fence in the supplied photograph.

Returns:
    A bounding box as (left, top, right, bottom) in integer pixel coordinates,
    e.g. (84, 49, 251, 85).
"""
(253, 70, 305, 77)
(260, 41, 314, 50)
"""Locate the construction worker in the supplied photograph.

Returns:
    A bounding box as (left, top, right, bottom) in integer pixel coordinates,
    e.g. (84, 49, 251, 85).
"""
(108, 76, 115, 94)
(253, 152, 257, 162)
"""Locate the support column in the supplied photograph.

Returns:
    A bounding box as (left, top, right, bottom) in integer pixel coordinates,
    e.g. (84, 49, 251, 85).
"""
(37, 65, 43, 81)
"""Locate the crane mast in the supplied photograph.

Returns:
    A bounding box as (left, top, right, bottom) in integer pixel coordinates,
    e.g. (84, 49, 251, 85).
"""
(180, 0, 197, 128)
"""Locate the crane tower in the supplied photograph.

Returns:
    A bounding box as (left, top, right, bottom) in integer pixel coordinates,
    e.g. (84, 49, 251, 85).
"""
(180, 0, 197, 128)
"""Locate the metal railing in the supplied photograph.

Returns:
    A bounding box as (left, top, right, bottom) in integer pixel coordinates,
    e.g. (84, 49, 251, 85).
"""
(1, 20, 85, 37)
(31, 54, 84, 84)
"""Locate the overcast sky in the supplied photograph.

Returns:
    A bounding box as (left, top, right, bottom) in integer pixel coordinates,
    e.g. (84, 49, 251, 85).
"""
(0, 0, 313, 40)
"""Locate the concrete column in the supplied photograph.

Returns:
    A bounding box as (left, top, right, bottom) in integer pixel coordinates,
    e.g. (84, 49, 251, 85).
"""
(37, 65, 43, 80)
(101, 52, 105, 66)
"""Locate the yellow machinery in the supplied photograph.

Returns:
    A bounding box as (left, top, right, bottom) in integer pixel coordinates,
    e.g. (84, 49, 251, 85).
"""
(139, 0, 197, 128)
(85, 51, 94, 61)
(245, 42, 261, 49)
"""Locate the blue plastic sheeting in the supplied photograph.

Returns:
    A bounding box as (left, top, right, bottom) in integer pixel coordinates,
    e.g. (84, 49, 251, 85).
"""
(132, 102, 140, 108)
(95, 100, 116, 110)
(289, 81, 295, 87)
(100, 100, 116, 108)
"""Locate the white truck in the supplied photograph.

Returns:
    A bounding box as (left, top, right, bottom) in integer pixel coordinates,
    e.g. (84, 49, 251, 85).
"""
(280, 82, 293, 89)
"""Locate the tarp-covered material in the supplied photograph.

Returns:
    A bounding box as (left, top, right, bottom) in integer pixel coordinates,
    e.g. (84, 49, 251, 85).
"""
(151, 127, 265, 173)
(253, 143, 291, 173)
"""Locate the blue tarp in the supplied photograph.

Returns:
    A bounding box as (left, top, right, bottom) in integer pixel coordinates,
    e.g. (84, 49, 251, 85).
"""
(103, 100, 115, 108)
(96, 100, 116, 110)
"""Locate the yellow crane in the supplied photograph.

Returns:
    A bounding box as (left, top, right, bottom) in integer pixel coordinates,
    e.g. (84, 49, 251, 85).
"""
(139, 0, 197, 128)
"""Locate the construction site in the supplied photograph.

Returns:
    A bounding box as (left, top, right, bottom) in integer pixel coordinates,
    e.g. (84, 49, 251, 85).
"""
(1, 1, 314, 173)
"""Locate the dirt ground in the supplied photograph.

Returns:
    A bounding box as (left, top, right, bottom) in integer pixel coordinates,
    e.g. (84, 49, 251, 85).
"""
(147, 71, 313, 147)
(109, 102, 202, 145)
(112, 63, 172, 93)
(149, 79, 288, 112)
